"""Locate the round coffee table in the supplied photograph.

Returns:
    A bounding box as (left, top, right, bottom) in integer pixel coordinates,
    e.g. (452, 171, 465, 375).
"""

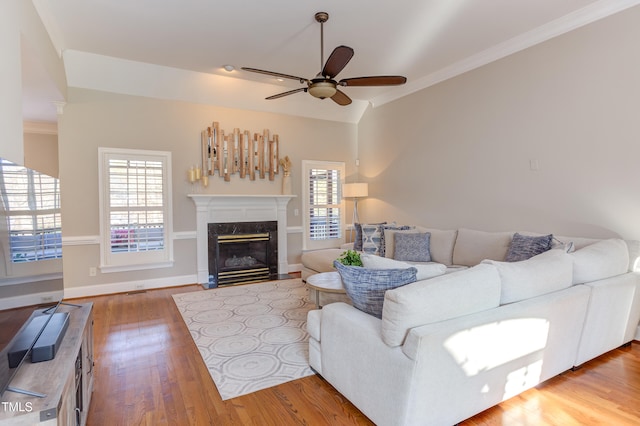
(306, 271, 346, 308)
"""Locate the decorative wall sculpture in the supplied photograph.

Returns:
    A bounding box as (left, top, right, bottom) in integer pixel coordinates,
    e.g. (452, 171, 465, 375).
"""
(200, 122, 280, 182)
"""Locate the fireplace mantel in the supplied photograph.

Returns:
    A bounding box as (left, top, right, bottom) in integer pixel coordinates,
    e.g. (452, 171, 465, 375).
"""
(188, 194, 295, 286)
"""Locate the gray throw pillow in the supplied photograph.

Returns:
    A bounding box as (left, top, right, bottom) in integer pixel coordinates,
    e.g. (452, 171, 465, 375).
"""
(394, 232, 431, 262)
(380, 224, 413, 257)
(505, 233, 553, 262)
(333, 261, 417, 318)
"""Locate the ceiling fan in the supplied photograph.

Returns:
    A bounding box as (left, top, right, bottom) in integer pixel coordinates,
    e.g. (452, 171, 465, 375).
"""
(241, 12, 407, 106)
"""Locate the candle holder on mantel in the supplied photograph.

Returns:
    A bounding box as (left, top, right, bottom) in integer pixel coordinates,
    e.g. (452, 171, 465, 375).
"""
(187, 166, 209, 191)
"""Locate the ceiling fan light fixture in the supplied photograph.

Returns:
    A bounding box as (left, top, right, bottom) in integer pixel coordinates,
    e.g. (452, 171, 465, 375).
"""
(308, 81, 337, 99)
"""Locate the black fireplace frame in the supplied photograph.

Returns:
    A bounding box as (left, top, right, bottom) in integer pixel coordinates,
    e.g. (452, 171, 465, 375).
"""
(207, 221, 278, 286)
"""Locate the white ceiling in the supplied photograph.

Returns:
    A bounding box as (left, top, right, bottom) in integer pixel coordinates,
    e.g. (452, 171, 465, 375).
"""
(25, 0, 640, 123)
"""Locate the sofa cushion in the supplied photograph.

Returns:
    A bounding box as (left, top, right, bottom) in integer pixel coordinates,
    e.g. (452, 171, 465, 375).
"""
(505, 232, 553, 262)
(551, 236, 575, 253)
(381, 263, 501, 347)
(361, 253, 446, 281)
(626, 239, 640, 272)
(555, 235, 600, 251)
(394, 232, 431, 262)
(301, 248, 344, 274)
(482, 249, 573, 304)
(453, 228, 513, 266)
(570, 238, 629, 284)
(333, 261, 417, 319)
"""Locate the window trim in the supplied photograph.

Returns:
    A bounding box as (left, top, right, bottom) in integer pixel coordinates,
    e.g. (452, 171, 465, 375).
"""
(98, 147, 173, 273)
(301, 160, 345, 251)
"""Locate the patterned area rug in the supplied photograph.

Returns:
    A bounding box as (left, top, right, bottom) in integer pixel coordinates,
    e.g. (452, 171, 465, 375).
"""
(172, 279, 315, 400)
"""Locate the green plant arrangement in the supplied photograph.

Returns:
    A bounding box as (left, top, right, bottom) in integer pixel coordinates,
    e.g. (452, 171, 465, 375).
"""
(336, 249, 363, 266)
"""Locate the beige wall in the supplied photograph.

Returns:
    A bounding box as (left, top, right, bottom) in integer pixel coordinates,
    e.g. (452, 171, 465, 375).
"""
(0, 0, 65, 165)
(58, 88, 357, 290)
(0, 1, 23, 164)
(24, 132, 58, 177)
(358, 6, 640, 240)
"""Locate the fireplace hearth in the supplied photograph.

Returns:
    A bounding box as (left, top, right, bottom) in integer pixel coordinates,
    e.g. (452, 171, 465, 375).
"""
(208, 221, 278, 286)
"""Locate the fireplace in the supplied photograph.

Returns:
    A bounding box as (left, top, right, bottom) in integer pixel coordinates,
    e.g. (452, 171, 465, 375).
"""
(188, 194, 295, 288)
(208, 221, 278, 286)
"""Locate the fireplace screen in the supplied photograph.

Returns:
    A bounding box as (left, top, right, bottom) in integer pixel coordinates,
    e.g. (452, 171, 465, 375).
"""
(208, 221, 278, 286)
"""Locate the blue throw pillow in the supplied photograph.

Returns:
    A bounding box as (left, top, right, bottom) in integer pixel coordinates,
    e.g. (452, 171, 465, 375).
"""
(353, 221, 386, 251)
(333, 261, 417, 318)
(361, 224, 385, 255)
(505, 233, 553, 262)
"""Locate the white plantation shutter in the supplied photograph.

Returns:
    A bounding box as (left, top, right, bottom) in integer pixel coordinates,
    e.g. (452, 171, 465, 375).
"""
(99, 148, 173, 272)
(0, 159, 62, 262)
(108, 158, 164, 252)
(302, 160, 345, 250)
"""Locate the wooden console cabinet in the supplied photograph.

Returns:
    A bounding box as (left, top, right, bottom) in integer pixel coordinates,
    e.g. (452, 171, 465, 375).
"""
(0, 303, 94, 425)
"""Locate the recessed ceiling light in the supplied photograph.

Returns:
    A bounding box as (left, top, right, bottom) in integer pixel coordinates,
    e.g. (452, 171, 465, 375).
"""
(276, 78, 284, 82)
(223, 65, 235, 72)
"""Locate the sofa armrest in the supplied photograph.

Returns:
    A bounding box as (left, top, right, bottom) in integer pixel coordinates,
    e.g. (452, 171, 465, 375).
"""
(575, 272, 640, 365)
(317, 303, 415, 426)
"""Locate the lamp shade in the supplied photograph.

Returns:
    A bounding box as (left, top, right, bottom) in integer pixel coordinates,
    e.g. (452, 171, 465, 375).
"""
(342, 182, 368, 198)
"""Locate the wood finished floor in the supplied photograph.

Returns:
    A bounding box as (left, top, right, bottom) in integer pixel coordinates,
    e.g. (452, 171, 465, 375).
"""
(71, 284, 640, 426)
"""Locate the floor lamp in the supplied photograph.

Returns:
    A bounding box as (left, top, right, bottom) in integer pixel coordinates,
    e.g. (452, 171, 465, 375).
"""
(342, 182, 368, 243)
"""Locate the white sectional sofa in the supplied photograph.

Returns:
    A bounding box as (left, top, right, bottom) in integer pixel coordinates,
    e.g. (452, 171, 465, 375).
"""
(304, 227, 640, 426)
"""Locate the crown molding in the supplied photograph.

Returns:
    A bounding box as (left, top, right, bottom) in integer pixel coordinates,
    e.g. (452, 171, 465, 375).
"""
(371, 0, 640, 108)
(23, 120, 57, 134)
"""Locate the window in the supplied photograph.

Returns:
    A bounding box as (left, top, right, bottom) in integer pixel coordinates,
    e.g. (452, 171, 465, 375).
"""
(0, 159, 62, 262)
(98, 148, 173, 272)
(302, 160, 345, 250)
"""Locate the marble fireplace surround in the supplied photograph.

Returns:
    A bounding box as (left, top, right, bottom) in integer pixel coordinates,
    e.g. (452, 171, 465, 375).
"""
(188, 194, 295, 286)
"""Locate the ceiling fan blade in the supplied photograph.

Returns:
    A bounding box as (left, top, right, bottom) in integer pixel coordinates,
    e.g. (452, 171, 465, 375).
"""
(322, 46, 354, 79)
(330, 89, 352, 106)
(241, 67, 309, 83)
(340, 76, 407, 87)
(266, 88, 307, 100)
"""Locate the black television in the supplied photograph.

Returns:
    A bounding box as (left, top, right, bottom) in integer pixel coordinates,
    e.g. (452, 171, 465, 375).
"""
(0, 157, 65, 397)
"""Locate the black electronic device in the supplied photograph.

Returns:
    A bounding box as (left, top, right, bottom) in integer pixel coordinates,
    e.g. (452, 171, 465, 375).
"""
(31, 312, 69, 363)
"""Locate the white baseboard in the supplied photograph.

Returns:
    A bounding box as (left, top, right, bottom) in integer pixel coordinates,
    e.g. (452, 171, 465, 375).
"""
(64, 274, 197, 299)
(288, 263, 302, 273)
(636, 325, 640, 341)
(64, 268, 304, 299)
